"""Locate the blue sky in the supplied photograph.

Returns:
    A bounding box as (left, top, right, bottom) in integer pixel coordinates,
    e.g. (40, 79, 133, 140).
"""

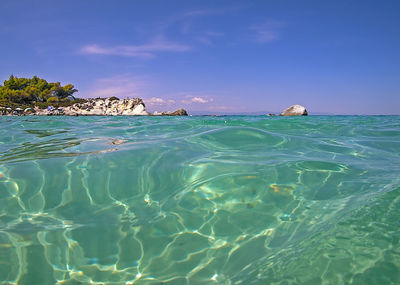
(1, 0, 399, 114)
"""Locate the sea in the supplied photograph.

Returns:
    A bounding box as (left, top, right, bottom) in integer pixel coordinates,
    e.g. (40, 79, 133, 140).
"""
(0, 115, 399, 285)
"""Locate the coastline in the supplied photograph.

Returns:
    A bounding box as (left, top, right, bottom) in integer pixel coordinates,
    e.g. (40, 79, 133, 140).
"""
(1, 99, 310, 117)
(0, 97, 188, 116)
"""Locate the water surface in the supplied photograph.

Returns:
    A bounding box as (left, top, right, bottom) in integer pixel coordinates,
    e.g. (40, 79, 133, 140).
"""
(0, 115, 400, 284)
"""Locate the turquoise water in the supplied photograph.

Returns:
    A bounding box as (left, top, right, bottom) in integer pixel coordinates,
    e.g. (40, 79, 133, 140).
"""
(0, 115, 400, 285)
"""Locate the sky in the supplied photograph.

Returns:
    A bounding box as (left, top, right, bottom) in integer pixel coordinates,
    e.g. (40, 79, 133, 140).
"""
(0, 0, 399, 114)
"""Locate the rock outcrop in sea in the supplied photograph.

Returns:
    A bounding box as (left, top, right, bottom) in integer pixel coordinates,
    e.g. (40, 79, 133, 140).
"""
(280, 104, 308, 116)
(153, 108, 188, 116)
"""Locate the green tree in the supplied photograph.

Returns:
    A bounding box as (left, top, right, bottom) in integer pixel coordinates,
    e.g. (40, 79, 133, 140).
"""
(0, 75, 78, 106)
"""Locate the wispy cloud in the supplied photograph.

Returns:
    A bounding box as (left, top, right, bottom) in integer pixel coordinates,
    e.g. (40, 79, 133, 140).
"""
(80, 8, 229, 58)
(80, 37, 191, 58)
(195, 31, 224, 45)
(156, 8, 226, 45)
(249, 21, 285, 43)
(182, 9, 220, 18)
(205, 105, 235, 112)
(178, 9, 223, 34)
(144, 97, 176, 106)
(84, 74, 148, 98)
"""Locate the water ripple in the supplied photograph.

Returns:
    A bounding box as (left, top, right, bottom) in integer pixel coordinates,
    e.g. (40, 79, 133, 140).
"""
(0, 115, 399, 284)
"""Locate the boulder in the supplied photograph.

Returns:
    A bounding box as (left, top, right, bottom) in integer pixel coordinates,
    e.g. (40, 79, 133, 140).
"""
(281, 105, 308, 116)
(152, 109, 188, 116)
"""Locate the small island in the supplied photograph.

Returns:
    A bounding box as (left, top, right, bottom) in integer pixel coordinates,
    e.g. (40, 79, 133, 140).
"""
(0, 75, 187, 116)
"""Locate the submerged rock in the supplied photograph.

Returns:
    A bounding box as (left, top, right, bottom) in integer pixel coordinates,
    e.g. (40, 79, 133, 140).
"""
(110, 139, 127, 145)
(281, 105, 308, 116)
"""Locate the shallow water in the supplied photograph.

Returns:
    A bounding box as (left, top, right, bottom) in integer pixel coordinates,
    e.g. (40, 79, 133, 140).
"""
(0, 115, 400, 284)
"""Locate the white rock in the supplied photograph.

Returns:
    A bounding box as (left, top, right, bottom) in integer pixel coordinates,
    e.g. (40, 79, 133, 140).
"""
(281, 105, 308, 116)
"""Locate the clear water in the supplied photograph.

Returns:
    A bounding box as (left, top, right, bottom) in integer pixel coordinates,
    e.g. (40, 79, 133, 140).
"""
(0, 115, 400, 285)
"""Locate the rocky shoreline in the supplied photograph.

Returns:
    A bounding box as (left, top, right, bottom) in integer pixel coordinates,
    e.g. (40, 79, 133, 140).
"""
(1, 98, 307, 117)
(0, 97, 188, 116)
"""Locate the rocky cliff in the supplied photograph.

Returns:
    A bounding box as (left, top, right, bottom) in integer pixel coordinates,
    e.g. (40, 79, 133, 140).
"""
(61, 97, 149, 116)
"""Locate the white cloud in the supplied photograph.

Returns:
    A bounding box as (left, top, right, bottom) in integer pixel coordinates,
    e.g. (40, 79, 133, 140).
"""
(146, 97, 165, 105)
(143, 97, 177, 110)
(81, 37, 191, 58)
(181, 96, 213, 104)
(249, 21, 285, 43)
(191, 97, 208, 103)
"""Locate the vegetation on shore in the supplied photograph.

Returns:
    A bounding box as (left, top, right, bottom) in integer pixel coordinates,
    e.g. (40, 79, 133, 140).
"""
(0, 75, 188, 116)
(0, 75, 84, 109)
